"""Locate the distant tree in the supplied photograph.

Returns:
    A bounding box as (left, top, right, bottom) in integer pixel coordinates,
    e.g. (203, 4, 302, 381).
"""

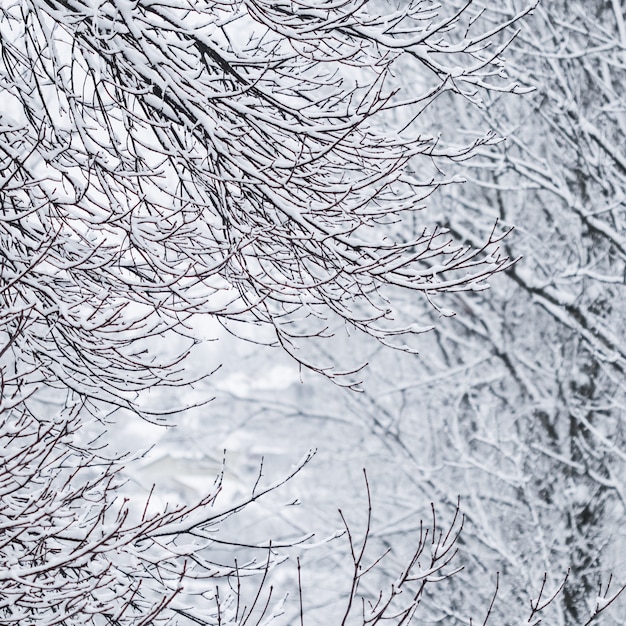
(425, 1, 626, 622)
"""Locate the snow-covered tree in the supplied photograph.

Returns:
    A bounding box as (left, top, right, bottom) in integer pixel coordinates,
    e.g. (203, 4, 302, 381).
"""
(0, 395, 318, 625)
(0, 0, 532, 404)
(1, 1, 560, 624)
